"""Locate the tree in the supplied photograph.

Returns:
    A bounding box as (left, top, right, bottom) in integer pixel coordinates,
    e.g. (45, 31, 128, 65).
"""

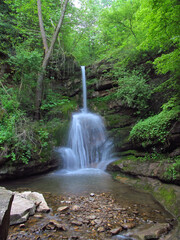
(35, 0, 69, 119)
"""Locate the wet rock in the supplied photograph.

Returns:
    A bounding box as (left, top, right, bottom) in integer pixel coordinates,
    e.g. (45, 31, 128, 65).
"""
(90, 193, 95, 197)
(0, 187, 14, 240)
(82, 219, 90, 224)
(42, 223, 55, 230)
(137, 223, 171, 239)
(94, 219, 102, 225)
(57, 206, 69, 212)
(49, 220, 67, 231)
(97, 226, 105, 232)
(121, 222, 136, 229)
(89, 197, 95, 201)
(34, 214, 43, 219)
(87, 214, 96, 220)
(126, 223, 172, 240)
(71, 220, 83, 226)
(71, 205, 80, 211)
(19, 224, 25, 228)
(90, 220, 96, 226)
(110, 227, 123, 235)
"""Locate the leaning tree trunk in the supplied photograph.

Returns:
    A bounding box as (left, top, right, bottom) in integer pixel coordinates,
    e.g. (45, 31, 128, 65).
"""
(35, 0, 69, 120)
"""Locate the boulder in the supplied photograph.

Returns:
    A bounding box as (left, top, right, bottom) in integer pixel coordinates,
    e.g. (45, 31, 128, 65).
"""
(10, 193, 36, 225)
(10, 191, 50, 225)
(20, 191, 50, 213)
(127, 223, 171, 240)
(0, 187, 14, 240)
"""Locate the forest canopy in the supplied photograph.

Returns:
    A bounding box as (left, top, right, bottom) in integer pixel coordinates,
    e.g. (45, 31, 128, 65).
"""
(0, 0, 180, 168)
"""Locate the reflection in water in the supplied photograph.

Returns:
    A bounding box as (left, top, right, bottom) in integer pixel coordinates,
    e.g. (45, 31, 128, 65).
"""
(1, 168, 171, 216)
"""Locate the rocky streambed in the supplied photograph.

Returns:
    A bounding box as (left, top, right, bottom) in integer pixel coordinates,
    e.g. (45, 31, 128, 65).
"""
(7, 191, 174, 240)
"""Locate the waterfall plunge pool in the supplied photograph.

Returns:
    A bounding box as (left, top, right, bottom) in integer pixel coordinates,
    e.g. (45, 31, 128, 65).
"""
(1, 167, 172, 219)
(1, 168, 174, 239)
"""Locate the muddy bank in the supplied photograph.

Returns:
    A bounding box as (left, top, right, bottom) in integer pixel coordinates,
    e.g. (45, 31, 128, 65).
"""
(8, 192, 175, 240)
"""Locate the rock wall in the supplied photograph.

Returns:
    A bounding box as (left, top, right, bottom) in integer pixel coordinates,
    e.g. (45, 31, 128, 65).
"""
(0, 154, 59, 181)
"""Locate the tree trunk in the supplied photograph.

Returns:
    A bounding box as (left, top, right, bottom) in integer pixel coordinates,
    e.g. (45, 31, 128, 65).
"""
(37, 0, 48, 54)
(35, 0, 69, 120)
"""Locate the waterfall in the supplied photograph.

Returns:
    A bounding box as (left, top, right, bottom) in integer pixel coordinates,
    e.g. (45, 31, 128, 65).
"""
(81, 66, 87, 112)
(59, 66, 114, 170)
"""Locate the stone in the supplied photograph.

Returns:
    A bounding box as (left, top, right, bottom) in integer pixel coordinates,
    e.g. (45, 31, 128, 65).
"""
(110, 227, 123, 235)
(49, 220, 67, 231)
(57, 206, 69, 212)
(20, 191, 50, 213)
(71, 205, 80, 211)
(97, 226, 105, 232)
(87, 215, 96, 220)
(90, 193, 95, 197)
(19, 224, 25, 228)
(94, 219, 102, 225)
(71, 220, 83, 226)
(0, 158, 59, 181)
(128, 223, 171, 240)
(0, 187, 14, 240)
(10, 193, 36, 225)
(34, 214, 43, 219)
(121, 222, 136, 229)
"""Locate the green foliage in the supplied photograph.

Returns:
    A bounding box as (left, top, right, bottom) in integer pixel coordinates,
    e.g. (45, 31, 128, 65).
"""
(0, 87, 32, 164)
(130, 97, 180, 147)
(116, 69, 151, 114)
(41, 89, 76, 119)
(165, 156, 180, 180)
(8, 45, 42, 113)
(0, 1, 19, 58)
(0, 85, 56, 165)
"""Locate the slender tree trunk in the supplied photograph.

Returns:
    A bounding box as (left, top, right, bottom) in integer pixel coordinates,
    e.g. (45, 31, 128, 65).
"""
(37, 0, 48, 54)
(35, 0, 69, 120)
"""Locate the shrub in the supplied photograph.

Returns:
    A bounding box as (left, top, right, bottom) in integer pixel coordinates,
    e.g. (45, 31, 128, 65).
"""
(116, 69, 151, 114)
(129, 97, 180, 148)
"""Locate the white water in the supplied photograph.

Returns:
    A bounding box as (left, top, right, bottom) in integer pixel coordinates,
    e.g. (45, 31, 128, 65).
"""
(59, 66, 114, 170)
(81, 66, 87, 112)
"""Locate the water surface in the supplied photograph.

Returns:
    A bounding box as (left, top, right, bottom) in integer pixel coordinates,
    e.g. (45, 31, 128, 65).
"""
(1, 168, 172, 221)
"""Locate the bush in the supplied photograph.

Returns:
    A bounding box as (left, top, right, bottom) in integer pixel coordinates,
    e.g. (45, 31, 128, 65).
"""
(0, 86, 54, 165)
(116, 69, 151, 114)
(129, 97, 180, 148)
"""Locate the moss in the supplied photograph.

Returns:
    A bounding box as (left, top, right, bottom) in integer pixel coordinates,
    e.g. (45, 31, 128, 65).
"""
(106, 114, 131, 128)
(157, 187, 176, 208)
(120, 150, 146, 157)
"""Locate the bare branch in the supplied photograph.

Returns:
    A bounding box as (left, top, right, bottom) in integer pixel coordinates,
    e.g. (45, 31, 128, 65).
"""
(37, 0, 49, 54)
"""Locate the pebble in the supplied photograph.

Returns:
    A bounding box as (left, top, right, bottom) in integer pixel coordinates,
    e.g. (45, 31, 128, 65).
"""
(34, 214, 43, 219)
(97, 226, 105, 232)
(90, 193, 95, 197)
(71, 220, 83, 226)
(8, 192, 168, 240)
(57, 206, 69, 212)
(87, 214, 96, 220)
(110, 227, 123, 235)
(71, 205, 80, 211)
(121, 222, 136, 229)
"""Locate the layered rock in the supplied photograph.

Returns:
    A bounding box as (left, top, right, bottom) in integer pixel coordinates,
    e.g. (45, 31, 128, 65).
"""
(0, 156, 58, 181)
(10, 191, 50, 225)
(107, 157, 180, 184)
(0, 187, 14, 240)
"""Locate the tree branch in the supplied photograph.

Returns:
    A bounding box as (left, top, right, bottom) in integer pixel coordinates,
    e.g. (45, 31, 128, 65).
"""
(37, 0, 49, 54)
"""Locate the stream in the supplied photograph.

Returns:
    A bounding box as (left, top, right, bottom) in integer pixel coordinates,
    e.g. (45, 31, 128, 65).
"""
(1, 168, 174, 240)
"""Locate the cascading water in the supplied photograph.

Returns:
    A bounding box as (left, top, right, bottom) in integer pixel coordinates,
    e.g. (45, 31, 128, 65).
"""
(59, 66, 114, 170)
